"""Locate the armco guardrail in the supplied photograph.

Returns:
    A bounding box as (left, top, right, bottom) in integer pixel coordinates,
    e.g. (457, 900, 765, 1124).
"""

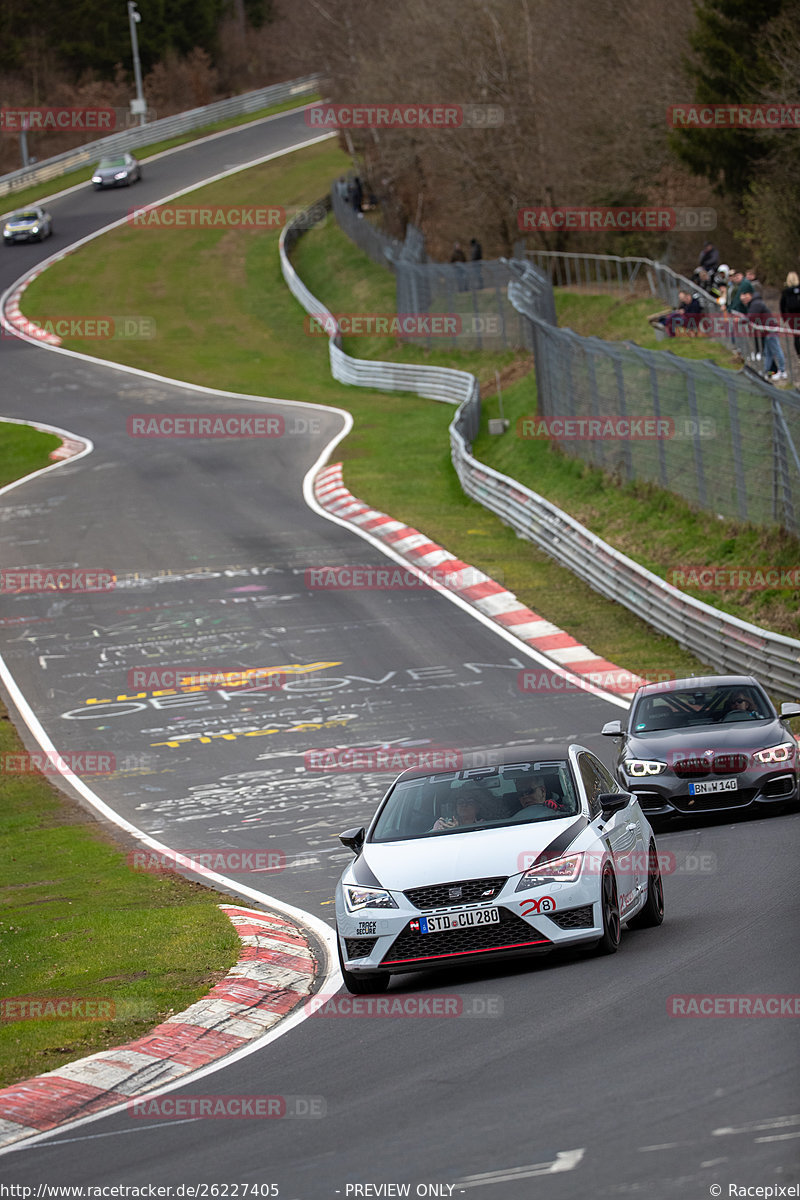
(281, 201, 800, 699)
(0, 75, 320, 200)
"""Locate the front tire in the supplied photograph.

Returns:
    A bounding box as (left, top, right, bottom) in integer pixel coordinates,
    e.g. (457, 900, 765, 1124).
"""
(595, 864, 621, 954)
(337, 933, 389, 994)
(628, 841, 664, 929)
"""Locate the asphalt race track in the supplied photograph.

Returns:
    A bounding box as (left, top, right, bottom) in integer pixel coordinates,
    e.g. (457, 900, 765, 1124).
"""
(0, 108, 798, 1198)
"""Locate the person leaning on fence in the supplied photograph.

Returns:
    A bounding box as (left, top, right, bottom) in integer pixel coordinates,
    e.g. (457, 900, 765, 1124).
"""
(741, 285, 787, 381)
(780, 272, 800, 359)
(450, 241, 466, 263)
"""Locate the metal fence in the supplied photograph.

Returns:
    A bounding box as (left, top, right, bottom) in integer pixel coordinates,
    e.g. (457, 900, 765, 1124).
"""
(330, 184, 424, 268)
(521, 248, 800, 389)
(281, 201, 800, 698)
(507, 259, 800, 536)
(394, 258, 545, 352)
(0, 75, 320, 200)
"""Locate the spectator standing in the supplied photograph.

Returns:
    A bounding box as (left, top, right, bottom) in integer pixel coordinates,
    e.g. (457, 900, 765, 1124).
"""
(696, 241, 719, 281)
(745, 268, 762, 295)
(450, 241, 466, 262)
(742, 285, 787, 380)
(469, 237, 483, 287)
(350, 176, 363, 215)
(726, 270, 749, 314)
(780, 271, 800, 359)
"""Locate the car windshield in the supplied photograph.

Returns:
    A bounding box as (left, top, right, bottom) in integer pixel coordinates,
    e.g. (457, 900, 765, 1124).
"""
(13, 211, 38, 221)
(369, 760, 580, 843)
(631, 685, 772, 733)
(98, 158, 126, 168)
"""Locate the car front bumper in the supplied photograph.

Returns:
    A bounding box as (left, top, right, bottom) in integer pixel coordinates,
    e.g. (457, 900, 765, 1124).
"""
(335, 876, 610, 977)
(622, 768, 797, 817)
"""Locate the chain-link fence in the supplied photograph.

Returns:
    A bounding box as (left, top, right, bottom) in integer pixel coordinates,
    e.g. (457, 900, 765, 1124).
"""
(330, 183, 425, 268)
(519, 248, 799, 389)
(507, 259, 800, 535)
(394, 258, 549, 351)
(328, 193, 800, 533)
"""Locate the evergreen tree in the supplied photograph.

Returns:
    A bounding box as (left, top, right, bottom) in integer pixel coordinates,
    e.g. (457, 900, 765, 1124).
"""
(670, 0, 786, 195)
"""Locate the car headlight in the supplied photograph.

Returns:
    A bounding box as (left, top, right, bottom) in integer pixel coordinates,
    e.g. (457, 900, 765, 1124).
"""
(30, 226, 39, 234)
(753, 742, 796, 765)
(516, 853, 582, 891)
(343, 884, 398, 911)
(623, 758, 667, 777)
(114, 171, 127, 179)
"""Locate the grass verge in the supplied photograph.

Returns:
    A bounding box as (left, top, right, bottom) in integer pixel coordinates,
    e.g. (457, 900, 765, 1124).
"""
(19, 135, 798, 678)
(0, 724, 241, 1089)
(0, 424, 241, 1090)
(0, 420, 62, 488)
(1, 93, 321, 214)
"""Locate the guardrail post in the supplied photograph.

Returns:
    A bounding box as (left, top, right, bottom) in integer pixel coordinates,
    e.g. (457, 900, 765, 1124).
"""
(613, 354, 632, 482)
(772, 399, 798, 534)
(727, 381, 748, 523)
(650, 362, 668, 489)
(685, 373, 707, 511)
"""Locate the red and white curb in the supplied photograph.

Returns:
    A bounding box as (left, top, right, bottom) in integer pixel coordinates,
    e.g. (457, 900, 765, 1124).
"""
(4, 262, 63, 346)
(49, 436, 84, 461)
(0, 905, 318, 1147)
(315, 463, 647, 697)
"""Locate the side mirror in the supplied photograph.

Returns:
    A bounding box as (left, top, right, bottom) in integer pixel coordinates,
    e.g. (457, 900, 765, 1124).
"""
(597, 793, 629, 816)
(339, 826, 365, 855)
(601, 720, 623, 737)
(780, 702, 800, 719)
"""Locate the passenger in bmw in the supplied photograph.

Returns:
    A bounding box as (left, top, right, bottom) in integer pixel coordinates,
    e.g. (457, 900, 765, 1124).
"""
(431, 792, 486, 831)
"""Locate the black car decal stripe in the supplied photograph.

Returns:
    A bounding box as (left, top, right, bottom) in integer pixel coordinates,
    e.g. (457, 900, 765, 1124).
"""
(350, 855, 383, 888)
(531, 815, 589, 868)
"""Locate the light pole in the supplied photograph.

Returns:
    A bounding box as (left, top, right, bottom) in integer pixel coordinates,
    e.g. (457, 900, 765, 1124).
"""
(127, 1, 147, 127)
